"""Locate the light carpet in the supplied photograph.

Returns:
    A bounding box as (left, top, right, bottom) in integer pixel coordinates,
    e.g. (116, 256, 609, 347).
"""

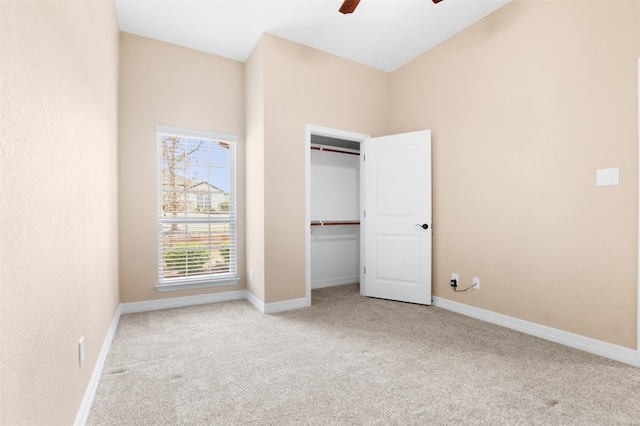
(87, 284, 640, 425)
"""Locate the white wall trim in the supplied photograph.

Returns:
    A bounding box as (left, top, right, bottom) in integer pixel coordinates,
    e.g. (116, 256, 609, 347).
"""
(120, 290, 247, 314)
(312, 277, 359, 290)
(636, 57, 640, 365)
(245, 291, 265, 314)
(263, 297, 309, 314)
(74, 304, 122, 426)
(433, 296, 639, 367)
(154, 124, 237, 143)
(245, 291, 308, 314)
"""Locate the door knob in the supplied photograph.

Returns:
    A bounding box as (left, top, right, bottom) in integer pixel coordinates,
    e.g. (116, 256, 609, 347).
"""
(415, 223, 429, 230)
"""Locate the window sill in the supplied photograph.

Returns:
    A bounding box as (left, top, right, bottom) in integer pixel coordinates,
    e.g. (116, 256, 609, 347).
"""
(156, 276, 240, 292)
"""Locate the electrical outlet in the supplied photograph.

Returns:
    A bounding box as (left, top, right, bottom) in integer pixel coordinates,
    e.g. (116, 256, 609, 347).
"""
(78, 337, 85, 367)
(473, 277, 480, 289)
(451, 273, 459, 287)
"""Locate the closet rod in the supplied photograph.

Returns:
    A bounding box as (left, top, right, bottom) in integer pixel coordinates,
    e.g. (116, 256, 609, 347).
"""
(310, 220, 360, 227)
(310, 145, 360, 156)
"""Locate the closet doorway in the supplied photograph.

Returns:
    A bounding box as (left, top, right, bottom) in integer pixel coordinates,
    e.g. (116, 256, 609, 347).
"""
(304, 125, 367, 306)
(305, 125, 432, 306)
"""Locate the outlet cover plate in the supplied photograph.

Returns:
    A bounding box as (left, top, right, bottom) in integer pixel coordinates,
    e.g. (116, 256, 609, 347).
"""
(596, 168, 619, 186)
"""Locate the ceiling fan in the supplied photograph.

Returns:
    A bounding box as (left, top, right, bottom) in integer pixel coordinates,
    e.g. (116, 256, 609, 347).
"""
(340, 0, 444, 15)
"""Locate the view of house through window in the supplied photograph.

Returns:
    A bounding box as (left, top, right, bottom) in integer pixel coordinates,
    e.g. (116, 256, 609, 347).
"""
(157, 126, 237, 289)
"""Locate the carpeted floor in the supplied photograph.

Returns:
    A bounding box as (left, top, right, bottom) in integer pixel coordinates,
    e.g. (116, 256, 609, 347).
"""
(87, 284, 640, 425)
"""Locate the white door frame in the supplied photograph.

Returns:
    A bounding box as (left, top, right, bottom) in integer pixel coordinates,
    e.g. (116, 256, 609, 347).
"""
(636, 57, 640, 365)
(305, 124, 369, 306)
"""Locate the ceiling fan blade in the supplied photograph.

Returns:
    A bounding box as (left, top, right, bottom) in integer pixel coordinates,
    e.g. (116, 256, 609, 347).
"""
(433, 0, 445, 3)
(339, 0, 361, 14)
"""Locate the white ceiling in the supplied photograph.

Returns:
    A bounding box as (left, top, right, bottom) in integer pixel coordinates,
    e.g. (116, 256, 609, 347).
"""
(115, 0, 511, 73)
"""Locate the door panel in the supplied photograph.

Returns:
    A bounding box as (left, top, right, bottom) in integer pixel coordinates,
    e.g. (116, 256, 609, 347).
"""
(375, 145, 422, 216)
(363, 130, 431, 305)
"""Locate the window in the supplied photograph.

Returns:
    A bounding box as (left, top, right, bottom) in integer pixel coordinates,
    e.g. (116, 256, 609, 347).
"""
(156, 125, 238, 291)
(197, 192, 211, 211)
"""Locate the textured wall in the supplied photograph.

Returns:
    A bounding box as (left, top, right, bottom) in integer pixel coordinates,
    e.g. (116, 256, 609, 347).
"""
(390, 0, 640, 348)
(0, 1, 120, 424)
(118, 33, 246, 302)
(257, 34, 390, 303)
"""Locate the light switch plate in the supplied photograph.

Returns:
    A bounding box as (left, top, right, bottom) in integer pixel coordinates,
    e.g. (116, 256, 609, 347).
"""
(79, 337, 85, 367)
(596, 168, 619, 187)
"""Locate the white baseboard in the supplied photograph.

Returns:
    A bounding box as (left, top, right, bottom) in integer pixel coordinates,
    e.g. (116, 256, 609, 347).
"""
(74, 304, 122, 426)
(432, 296, 639, 367)
(120, 290, 247, 314)
(245, 291, 309, 314)
(245, 291, 265, 313)
(311, 277, 359, 289)
(264, 297, 309, 314)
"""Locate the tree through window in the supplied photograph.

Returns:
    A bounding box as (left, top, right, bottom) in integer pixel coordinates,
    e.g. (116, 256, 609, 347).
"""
(156, 126, 238, 291)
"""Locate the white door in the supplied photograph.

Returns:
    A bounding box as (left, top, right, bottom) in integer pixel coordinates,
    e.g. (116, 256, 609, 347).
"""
(362, 130, 432, 305)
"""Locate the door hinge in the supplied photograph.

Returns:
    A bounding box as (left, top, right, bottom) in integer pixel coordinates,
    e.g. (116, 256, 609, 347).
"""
(363, 210, 366, 218)
(364, 267, 366, 274)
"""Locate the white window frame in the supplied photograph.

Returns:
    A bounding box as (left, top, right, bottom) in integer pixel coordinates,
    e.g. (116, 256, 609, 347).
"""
(155, 125, 239, 292)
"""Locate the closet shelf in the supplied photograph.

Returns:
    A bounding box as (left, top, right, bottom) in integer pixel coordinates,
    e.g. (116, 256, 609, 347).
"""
(310, 145, 360, 156)
(310, 220, 360, 227)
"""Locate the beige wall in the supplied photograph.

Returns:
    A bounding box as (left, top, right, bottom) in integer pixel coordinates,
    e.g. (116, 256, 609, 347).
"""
(3, 4, 637, 424)
(391, 0, 640, 348)
(118, 33, 246, 302)
(0, 1, 120, 424)
(0, 1, 636, 424)
(246, 34, 390, 303)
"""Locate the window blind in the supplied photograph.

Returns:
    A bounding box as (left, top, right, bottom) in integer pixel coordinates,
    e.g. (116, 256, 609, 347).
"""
(156, 126, 238, 290)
